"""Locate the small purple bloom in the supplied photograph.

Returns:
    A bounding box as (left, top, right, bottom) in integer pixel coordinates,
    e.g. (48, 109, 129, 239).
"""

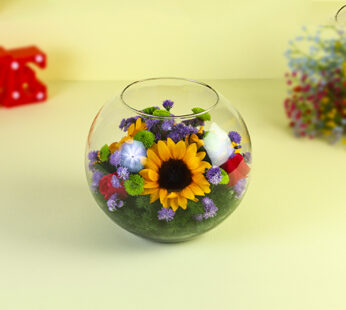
(92, 170, 104, 184)
(119, 118, 126, 130)
(116, 200, 124, 208)
(88, 161, 95, 172)
(157, 207, 175, 222)
(109, 151, 121, 166)
(167, 131, 181, 143)
(233, 178, 247, 199)
(228, 131, 241, 143)
(111, 175, 121, 188)
(145, 118, 159, 130)
(161, 120, 174, 131)
(206, 166, 222, 185)
(202, 197, 218, 219)
(117, 166, 129, 180)
(88, 150, 99, 162)
(155, 131, 162, 141)
(162, 99, 174, 111)
(107, 199, 117, 212)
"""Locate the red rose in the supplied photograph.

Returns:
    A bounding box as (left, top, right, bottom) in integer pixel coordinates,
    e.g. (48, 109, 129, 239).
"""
(221, 154, 250, 186)
(99, 173, 127, 200)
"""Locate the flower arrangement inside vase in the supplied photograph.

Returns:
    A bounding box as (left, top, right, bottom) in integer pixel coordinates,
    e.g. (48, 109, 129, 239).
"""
(86, 78, 251, 242)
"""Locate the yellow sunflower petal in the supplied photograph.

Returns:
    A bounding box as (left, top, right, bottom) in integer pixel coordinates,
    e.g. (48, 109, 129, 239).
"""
(167, 192, 178, 199)
(192, 173, 210, 185)
(135, 118, 141, 130)
(196, 151, 206, 160)
(141, 188, 158, 195)
(177, 195, 187, 209)
(181, 187, 195, 200)
(144, 158, 159, 171)
(170, 198, 179, 211)
(185, 157, 201, 170)
(147, 149, 162, 167)
(198, 183, 211, 193)
(139, 169, 159, 181)
(183, 143, 197, 163)
(159, 188, 168, 203)
(188, 183, 205, 196)
(166, 138, 176, 158)
(157, 140, 171, 161)
(127, 123, 135, 136)
(144, 181, 159, 189)
(150, 190, 160, 203)
(175, 140, 186, 159)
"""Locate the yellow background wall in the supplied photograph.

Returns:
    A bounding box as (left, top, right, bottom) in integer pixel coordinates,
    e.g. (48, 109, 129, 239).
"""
(0, 0, 343, 80)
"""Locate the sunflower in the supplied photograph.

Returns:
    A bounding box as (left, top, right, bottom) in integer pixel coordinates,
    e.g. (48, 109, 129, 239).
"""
(139, 138, 211, 211)
(109, 118, 147, 153)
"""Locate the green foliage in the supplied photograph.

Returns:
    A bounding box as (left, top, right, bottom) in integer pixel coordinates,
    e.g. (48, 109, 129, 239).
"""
(134, 130, 155, 148)
(192, 107, 211, 121)
(152, 109, 171, 118)
(91, 175, 241, 242)
(142, 106, 159, 115)
(219, 168, 229, 185)
(124, 174, 145, 196)
(99, 144, 110, 162)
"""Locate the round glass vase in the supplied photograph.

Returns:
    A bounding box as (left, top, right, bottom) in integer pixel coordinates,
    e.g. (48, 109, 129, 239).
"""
(85, 77, 252, 242)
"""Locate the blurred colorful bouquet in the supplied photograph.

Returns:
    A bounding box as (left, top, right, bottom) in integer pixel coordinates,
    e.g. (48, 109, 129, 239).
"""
(284, 25, 346, 144)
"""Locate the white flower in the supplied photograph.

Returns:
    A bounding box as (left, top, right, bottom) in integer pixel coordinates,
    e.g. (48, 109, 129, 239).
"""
(203, 122, 233, 166)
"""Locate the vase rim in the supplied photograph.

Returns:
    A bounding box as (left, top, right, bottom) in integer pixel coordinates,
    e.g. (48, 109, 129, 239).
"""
(120, 77, 219, 120)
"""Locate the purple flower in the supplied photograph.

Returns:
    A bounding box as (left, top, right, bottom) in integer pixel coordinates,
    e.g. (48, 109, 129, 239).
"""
(243, 152, 252, 164)
(206, 166, 222, 185)
(202, 197, 218, 219)
(88, 161, 95, 172)
(120, 140, 147, 173)
(157, 207, 175, 222)
(162, 99, 174, 111)
(107, 199, 117, 212)
(145, 118, 159, 130)
(161, 120, 174, 131)
(228, 131, 241, 143)
(233, 178, 247, 199)
(119, 118, 126, 130)
(155, 131, 162, 141)
(88, 150, 99, 162)
(92, 170, 104, 184)
(167, 131, 181, 143)
(111, 175, 121, 188)
(107, 193, 124, 212)
(90, 171, 103, 192)
(117, 166, 129, 180)
(109, 151, 121, 166)
(119, 116, 139, 131)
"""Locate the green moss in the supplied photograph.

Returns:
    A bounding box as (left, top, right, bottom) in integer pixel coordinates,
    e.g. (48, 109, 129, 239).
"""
(124, 174, 145, 196)
(99, 144, 110, 162)
(192, 107, 211, 121)
(134, 130, 155, 148)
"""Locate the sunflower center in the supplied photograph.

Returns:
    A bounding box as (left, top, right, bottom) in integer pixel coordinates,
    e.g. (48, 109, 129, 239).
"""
(158, 159, 192, 191)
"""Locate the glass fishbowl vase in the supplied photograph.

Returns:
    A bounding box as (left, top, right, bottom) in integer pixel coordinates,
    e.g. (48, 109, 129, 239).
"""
(85, 77, 252, 242)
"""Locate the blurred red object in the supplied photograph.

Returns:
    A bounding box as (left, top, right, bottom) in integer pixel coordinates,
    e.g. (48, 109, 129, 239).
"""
(0, 46, 47, 108)
(221, 153, 250, 186)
